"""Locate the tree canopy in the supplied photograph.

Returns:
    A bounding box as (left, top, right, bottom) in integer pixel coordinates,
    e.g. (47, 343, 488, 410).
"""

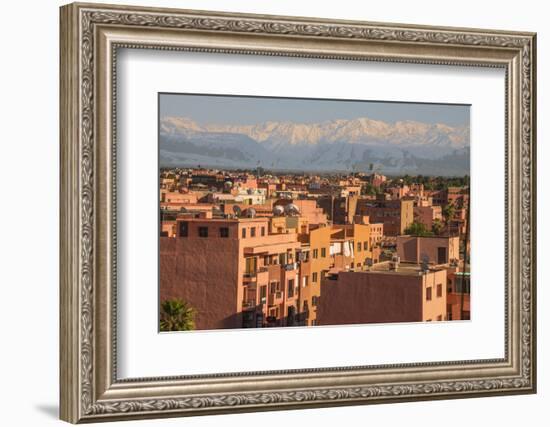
(404, 221, 433, 237)
(160, 298, 196, 332)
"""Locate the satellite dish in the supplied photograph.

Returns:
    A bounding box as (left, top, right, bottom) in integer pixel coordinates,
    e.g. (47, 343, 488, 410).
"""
(245, 208, 256, 218)
(273, 205, 285, 216)
(233, 205, 242, 217)
(284, 203, 300, 216)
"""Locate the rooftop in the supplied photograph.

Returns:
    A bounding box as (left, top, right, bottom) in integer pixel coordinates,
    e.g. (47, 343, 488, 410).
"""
(362, 262, 445, 276)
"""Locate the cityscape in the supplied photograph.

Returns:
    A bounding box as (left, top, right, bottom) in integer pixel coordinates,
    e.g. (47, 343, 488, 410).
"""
(158, 94, 470, 332)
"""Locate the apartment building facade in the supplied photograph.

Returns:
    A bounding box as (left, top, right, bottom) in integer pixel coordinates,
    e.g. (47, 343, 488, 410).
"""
(356, 197, 414, 235)
(316, 265, 448, 325)
(396, 235, 460, 265)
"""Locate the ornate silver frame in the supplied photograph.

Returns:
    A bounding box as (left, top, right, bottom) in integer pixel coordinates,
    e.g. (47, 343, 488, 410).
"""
(60, 2, 537, 423)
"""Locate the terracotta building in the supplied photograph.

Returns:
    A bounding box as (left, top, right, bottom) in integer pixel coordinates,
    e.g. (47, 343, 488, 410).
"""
(274, 199, 329, 227)
(414, 205, 442, 231)
(317, 194, 358, 224)
(356, 198, 414, 235)
(446, 268, 471, 320)
(396, 235, 460, 265)
(160, 214, 380, 329)
(316, 263, 448, 325)
(160, 216, 301, 330)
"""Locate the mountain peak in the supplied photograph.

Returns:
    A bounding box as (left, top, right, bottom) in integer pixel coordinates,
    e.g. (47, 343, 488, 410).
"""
(159, 115, 469, 175)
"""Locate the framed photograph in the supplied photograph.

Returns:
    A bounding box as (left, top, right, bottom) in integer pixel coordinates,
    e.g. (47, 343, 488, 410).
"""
(60, 2, 537, 423)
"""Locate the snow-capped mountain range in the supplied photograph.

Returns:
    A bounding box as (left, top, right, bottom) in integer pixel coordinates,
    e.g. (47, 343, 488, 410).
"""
(160, 116, 470, 176)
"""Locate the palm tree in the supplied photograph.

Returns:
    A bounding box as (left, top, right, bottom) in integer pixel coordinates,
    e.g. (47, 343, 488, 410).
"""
(160, 298, 196, 332)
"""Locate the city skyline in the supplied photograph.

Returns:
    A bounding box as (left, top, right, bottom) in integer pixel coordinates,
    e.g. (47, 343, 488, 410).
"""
(159, 167, 470, 331)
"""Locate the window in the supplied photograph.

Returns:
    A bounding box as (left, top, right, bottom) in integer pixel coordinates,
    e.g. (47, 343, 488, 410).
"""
(313, 249, 318, 259)
(363, 241, 368, 250)
(321, 247, 326, 258)
(178, 221, 189, 237)
(241, 228, 246, 238)
(251, 227, 256, 237)
(437, 246, 447, 264)
(357, 242, 362, 252)
(437, 284, 443, 297)
(219, 227, 229, 238)
(287, 279, 294, 298)
(261, 226, 266, 236)
(426, 286, 432, 301)
(270, 282, 276, 294)
(245, 257, 257, 275)
(260, 285, 267, 301)
(312, 272, 318, 282)
(303, 275, 309, 287)
(312, 295, 319, 306)
(198, 226, 208, 238)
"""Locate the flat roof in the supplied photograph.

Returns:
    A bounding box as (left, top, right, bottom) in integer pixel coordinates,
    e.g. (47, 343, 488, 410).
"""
(175, 217, 269, 223)
(362, 262, 446, 276)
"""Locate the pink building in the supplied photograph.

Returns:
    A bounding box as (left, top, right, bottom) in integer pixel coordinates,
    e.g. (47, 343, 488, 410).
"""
(396, 235, 460, 265)
(414, 205, 443, 231)
(160, 217, 302, 330)
(317, 263, 448, 325)
(370, 173, 387, 188)
(274, 199, 328, 227)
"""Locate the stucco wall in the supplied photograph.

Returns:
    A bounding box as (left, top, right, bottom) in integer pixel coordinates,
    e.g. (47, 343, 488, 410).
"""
(317, 271, 423, 325)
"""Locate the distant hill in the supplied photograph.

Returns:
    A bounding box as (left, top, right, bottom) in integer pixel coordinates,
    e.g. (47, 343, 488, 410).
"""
(160, 116, 470, 176)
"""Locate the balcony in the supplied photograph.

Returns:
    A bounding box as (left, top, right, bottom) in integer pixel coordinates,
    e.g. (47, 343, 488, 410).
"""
(283, 263, 297, 271)
(243, 267, 269, 285)
(268, 291, 284, 306)
(242, 274, 257, 284)
(242, 300, 257, 310)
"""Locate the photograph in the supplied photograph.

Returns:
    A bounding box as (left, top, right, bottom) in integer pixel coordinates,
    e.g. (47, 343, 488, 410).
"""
(158, 94, 471, 331)
(55, 2, 536, 423)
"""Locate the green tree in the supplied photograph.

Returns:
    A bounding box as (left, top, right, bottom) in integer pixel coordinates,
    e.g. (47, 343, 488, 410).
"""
(432, 218, 444, 235)
(160, 299, 196, 332)
(404, 221, 433, 237)
(442, 202, 456, 226)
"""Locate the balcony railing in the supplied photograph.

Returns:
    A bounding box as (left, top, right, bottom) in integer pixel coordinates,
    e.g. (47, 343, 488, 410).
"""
(283, 263, 297, 271)
(268, 291, 284, 306)
(242, 300, 256, 310)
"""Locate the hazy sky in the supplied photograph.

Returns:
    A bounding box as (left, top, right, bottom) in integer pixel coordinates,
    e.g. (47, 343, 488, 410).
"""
(160, 93, 470, 127)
